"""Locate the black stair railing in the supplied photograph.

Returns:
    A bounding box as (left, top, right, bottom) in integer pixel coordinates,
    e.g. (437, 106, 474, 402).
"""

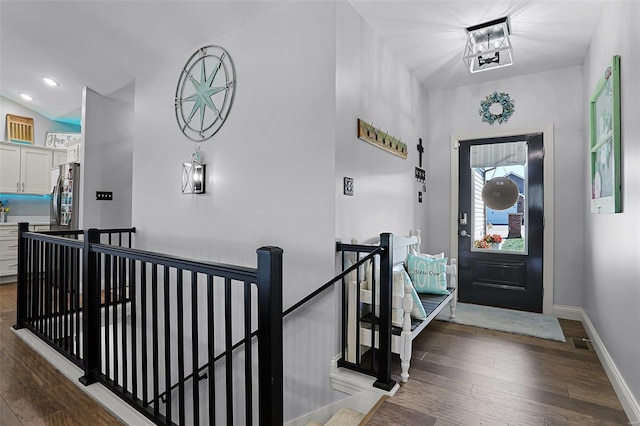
(14, 223, 283, 426)
(16, 221, 396, 421)
(336, 233, 394, 391)
(284, 232, 395, 391)
(14, 223, 136, 368)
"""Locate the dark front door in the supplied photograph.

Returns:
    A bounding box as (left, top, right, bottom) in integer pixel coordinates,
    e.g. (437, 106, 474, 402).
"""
(457, 134, 544, 312)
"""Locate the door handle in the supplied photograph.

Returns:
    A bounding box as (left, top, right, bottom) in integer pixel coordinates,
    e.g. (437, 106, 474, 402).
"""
(459, 230, 471, 238)
(53, 177, 61, 225)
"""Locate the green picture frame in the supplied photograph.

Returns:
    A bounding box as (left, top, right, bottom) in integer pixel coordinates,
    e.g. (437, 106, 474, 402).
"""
(589, 55, 621, 213)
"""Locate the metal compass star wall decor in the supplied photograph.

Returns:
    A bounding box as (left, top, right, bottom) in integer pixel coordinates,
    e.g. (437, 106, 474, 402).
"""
(175, 45, 236, 141)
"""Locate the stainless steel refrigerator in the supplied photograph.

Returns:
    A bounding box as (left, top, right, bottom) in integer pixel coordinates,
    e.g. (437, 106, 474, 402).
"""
(50, 163, 80, 231)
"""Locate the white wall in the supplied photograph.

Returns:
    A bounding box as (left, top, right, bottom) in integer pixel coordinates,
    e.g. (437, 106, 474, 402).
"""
(426, 66, 585, 307)
(0, 95, 80, 145)
(335, 2, 429, 244)
(131, 3, 338, 421)
(583, 1, 640, 414)
(132, 2, 432, 419)
(80, 86, 134, 229)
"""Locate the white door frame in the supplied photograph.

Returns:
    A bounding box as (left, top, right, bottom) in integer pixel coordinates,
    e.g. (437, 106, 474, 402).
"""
(449, 124, 555, 314)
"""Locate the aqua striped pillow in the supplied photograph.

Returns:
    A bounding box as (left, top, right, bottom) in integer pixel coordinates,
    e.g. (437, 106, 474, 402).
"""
(406, 254, 449, 295)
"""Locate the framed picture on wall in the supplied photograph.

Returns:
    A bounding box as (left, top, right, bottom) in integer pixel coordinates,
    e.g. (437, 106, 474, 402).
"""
(45, 132, 81, 148)
(589, 55, 621, 214)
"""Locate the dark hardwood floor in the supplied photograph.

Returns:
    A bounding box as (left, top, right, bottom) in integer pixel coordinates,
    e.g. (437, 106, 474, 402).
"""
(0, 283, 124, 426)
(1, 281, 630, 425)
(365, 319, 630, 425)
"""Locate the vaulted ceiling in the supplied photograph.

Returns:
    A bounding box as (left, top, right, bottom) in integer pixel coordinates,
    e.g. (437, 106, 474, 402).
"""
(0, 1, 606, 124)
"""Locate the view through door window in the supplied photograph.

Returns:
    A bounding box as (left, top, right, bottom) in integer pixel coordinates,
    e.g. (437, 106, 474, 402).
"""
(470, 143, 528, 254)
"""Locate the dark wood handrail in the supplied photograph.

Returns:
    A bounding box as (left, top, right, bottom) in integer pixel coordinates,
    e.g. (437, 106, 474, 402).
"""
(90, 242, 258, 282)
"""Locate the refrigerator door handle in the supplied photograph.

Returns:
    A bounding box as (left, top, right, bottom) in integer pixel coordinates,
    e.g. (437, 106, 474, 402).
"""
(52, 181, 58, 224)
(52, 176, 61, 225)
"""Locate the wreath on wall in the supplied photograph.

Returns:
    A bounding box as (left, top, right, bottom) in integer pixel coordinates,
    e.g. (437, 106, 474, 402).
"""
(479, 91, 515, 125)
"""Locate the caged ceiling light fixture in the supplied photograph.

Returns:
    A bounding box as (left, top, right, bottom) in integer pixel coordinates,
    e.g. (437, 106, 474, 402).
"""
(463, 17, 513, 73)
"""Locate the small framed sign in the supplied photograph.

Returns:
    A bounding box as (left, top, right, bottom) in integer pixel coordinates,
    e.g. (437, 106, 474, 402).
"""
(45, 132, 81, 148)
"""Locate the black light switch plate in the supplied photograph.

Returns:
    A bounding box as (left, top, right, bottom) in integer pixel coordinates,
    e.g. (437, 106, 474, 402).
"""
(96, 191, 113, 200)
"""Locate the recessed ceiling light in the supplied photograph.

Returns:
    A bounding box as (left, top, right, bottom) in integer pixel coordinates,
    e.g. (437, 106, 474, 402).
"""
(42, 77, 59, 87)
(20, 93, 34, 101)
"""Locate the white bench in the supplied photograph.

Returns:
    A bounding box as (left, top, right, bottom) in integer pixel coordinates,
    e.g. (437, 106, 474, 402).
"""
(345, 231, 457, 383)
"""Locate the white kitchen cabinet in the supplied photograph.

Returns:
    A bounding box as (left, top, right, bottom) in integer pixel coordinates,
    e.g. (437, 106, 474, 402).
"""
(0, 141, 53, 194)
(66, 143, 81, 163)
(52, 149, 67, 167)
(0, 225, 19, 277)
(0, 224, 50, 277)
(0, 143, 21, 192)
(21, 147, 53, 193)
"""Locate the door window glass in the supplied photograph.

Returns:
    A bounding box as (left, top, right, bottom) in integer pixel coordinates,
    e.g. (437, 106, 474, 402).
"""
(470, 142, 527, 254)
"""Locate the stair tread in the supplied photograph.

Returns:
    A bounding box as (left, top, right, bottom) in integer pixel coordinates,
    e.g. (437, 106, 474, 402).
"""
(325, 408, 364, 426)
(306, 407, 365, 426)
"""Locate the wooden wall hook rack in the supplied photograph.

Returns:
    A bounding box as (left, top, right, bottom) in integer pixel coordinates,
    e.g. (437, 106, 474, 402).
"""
(357, 118, 407, 159)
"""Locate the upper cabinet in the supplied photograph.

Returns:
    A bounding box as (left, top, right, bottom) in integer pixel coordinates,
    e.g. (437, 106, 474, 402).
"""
(0, 142, 53, 194)
(0, 143, 21, 192)
(52, 149, 68, 166)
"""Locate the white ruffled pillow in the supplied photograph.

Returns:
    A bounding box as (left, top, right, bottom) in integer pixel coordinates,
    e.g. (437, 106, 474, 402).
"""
(409, 248, 444, 259)
(366, 263, 405, 327)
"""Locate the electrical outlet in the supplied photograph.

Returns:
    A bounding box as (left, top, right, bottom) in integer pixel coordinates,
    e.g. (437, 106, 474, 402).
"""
(343, 177, 354, 196)
(96, 191, 113, 200)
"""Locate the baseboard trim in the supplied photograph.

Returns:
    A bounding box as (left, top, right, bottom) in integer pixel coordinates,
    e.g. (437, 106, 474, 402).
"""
(580, 309, 640, 424)
(0, 276, 17, 285)
(329, 354, 399, 397)
(552, 304, 583, 321)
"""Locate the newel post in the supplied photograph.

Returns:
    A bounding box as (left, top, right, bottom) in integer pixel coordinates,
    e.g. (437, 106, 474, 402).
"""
(256, 246, 283, 425)
(80, 228, 100, 386)
(374, 232, 396, 391)
(13, 222, 30, 330)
